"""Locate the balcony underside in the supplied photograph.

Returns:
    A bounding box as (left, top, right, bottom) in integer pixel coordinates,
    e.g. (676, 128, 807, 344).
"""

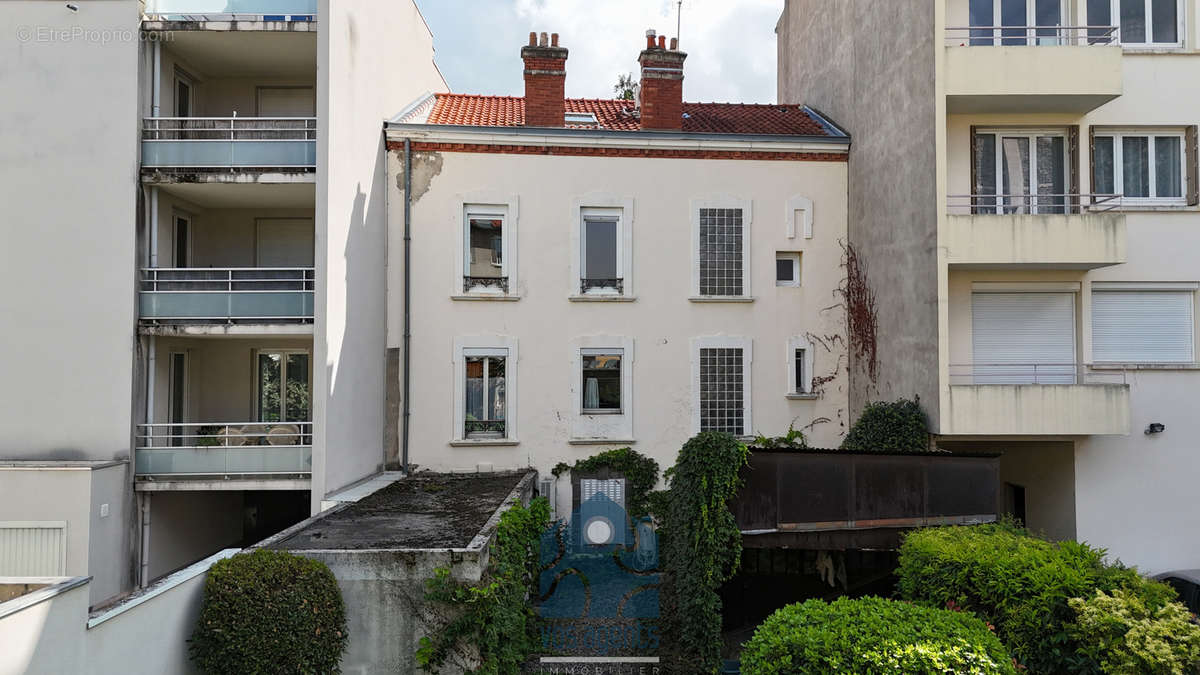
(945, 384, 1130, 436)
(945, 45, 1123, 114)
(944, 213, 1125, 269)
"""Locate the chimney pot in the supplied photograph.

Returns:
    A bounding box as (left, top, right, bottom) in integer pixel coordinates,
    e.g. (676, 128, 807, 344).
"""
(521, 32, 568, 127)
(658, 35, 666, 49)
(528, 31, 536, 46)
(646, 29, 656, 49)
(638, 32, 686, 131)
(551, 32, 559, 47)
(540, 31, 549, 47)
(670, 37, 678, 50)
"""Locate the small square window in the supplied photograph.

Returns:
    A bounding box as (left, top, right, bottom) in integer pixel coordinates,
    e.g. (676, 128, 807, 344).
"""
(776, 253, 801, 287)
(581, 350, 622, 414)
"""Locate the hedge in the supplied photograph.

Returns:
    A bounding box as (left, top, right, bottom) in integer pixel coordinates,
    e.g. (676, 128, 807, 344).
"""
(839, 398, 930, 452)
(740, 596, 1016, 675)
(897, 522, 1188, 674)
(190, 548, 348, 674)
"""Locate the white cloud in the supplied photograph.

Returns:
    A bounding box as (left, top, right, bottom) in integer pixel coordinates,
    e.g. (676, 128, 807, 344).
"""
(419, 0, 782, 103)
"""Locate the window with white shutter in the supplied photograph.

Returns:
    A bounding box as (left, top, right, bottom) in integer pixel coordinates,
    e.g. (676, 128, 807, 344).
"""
(1092, 291, 1194, 363)
(972, 292, 1077, 383)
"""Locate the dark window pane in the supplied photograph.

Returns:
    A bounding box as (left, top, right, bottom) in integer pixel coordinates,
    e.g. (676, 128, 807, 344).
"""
(776, 258, 794, 282)
(1001, 0, 1028, 45)
(1120, 0, 1146, 42)
(1001, 137, 1031, 213)
(285, 353, 310, 422)
(1155, 136, 1182, 198)
(1093, 136, 1116, 195)
(975, 133, 998, 213)
(1088, 0, 1113, 42)
(467, 217, 503, 278)
(1036, 136, 1066, 214)
(970, 0, 995, 44)
(794, 349, 805, 393)
(583, 218, 618, 280)
(174, 219, 189, 267)
(582, 353, 621, 411)
(1152, 0, 1177, 42)
(1123, 136, 1150, 197)
(1035, 0, 1061, 42)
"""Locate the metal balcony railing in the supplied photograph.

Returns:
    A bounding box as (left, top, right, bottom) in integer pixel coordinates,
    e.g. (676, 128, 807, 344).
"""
(949, 363, 1127, 386)
(141, 117, 317, 170)
(139, 267, 314, 323)
(463, 276, 509, 293)
(580, 278, 624, 295)
(945, 25, 1118, 46)
(143, 0, 316, 21)
(947, 193, 1122, 215)
(135, 421, 313, 476)
(464, 420, 506, 437)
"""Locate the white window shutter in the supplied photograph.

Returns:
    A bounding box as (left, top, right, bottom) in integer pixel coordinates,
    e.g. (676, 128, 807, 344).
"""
(1093, 291, 1194, 363)
(972, 293, 1076, 383)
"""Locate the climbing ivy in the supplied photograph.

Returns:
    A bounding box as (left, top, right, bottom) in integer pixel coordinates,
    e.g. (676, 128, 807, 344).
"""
(660, 432, 749, 673)
(551, 447, 660, 520)
(840, 397, 931, 453)
(752, 423, 808, 450)
(416, 496, 551, 674)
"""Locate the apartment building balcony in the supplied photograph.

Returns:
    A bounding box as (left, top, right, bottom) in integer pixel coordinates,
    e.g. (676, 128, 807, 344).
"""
(944, 364, 1130, 436)
(139, 268, 314, 332)
(135, 422, 312, 481)
(944, 194, 1126, 269)
(142, 118, 317, 175)
(143, 0, 316, 29)
(733, 449, 999, 549)
(944, 26, 1122, 113)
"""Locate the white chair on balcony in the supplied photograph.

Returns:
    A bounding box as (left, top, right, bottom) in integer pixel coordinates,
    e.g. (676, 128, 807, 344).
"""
(266, 424, 300, 446)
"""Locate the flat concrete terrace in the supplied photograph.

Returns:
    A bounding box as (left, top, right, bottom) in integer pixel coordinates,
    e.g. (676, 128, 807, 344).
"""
(272, 471, 531, 551)
(257, 470, 537, 674)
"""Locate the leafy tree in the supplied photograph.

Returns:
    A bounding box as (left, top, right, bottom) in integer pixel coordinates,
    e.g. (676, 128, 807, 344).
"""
(614, 73, 637, 100)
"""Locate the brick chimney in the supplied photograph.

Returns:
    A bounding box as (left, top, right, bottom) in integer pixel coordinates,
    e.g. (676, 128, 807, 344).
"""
(638, 30, 686, 130)
(521, 31, 567, 127)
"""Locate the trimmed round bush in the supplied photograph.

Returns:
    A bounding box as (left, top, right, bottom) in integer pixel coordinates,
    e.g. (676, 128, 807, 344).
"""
(839, 398, 930, 452)
(190, 549, 348, 674)
(898, 522, 1184, 674)
(740, 596, 1015, 675)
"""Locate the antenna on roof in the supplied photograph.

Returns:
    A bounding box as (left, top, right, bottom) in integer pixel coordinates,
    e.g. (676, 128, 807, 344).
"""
(676, 0, 683, 48)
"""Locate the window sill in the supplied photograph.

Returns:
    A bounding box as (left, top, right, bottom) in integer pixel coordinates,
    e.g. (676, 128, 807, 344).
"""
(1110, 204, 1197, 213)
(568, 295, 636, 303)
(689, 296, 756, 303)
(451, 294, 521, 302)
(1091, 363, 1200, 371)
(449, 439, 520, 447)
(568, 438, 637, 446)
(786, 393, 820, 400)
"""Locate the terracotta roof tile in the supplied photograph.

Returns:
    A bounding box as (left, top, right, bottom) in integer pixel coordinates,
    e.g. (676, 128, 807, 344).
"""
(424, 93, 839, 137)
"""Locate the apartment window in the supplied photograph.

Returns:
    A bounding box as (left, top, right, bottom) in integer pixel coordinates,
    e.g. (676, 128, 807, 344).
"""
(776, 252, 801, 287)
(695, 203, 751, 297)
(174, 71, 194, 117)
(973, 130, 1070, 214)
(1089, 0, 1180, 45)
(168, 352, 188, 446)
(464, 349, 508, 438)
(581, 350, 622, 414)
(969, 0, 1065, 45)
(693, 337, 752, 435)
(581, 209, 622, 295)
(1093, 289, 1194, 363)
(787, 337, 815, 396)
(463, 206, 509, 293)
(1093, 131, 1187, 203)
(257, 351, 310, 423)
(173, 214, 191, 267)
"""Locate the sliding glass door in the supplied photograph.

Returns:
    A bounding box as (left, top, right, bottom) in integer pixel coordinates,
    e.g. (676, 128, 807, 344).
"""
(974, 131, 1068, 214)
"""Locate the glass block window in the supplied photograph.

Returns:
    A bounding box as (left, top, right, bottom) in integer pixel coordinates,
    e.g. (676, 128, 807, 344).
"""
(698, 208, 744, 296)
(699, 347, 745, 434)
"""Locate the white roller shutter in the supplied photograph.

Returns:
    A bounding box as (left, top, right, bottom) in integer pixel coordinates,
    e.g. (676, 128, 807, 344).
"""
(972, 292, 1076, 384)
(0, 522, 66, 576)
(1092, 291, 1194, 363)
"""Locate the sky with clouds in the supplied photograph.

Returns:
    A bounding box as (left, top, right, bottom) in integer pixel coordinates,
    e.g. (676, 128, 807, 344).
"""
(413, 0, 783, 103)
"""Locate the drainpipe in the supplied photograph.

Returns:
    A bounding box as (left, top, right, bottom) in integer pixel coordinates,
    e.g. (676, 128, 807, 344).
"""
(151, 40, 161, 117)
(139, 493, 151, 587)
(149, 187, 159, 267)
(402, 139, 412, 474)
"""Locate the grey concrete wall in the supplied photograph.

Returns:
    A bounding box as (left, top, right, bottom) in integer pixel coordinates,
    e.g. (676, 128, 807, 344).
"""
(777, 0, 941, 424)
(148, 491, 243, 580)
(87, 463, 135, 605)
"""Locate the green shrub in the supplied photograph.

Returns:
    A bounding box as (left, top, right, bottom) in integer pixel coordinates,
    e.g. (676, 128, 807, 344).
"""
(753, 424, 808, 450)
(897, 522, 1183, 674)
(551, 447, 660, 519)
(660, 432, 749, 673)
(839, 398, 930, 452)
(417, 496, 551, 673)
(1069, 588, 1200, 674)
(189, 548, 347, 674)
(740, 596, 1016, 675)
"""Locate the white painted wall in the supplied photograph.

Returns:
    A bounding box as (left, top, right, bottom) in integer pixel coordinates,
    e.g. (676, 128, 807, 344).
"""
(0, 0, 139, 461)
(312, 0, 447, 511)
(387, 150, 850, 484)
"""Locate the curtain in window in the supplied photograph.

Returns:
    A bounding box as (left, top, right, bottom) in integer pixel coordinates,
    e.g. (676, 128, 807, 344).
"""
(1093, 137, 1116, 195)
(1087, 0, 1113, 42)
(1151, 0, 1177, 43)
(1123, 136, 1150, 197)
(1156, 137, 1182, 198)
(975, 133, 997, 213)
(1120, 0, 1146, 42)
(1001, 137, 1031, 214)
(584, 378, 600, 410)
(1037, 136, 1066, 213)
